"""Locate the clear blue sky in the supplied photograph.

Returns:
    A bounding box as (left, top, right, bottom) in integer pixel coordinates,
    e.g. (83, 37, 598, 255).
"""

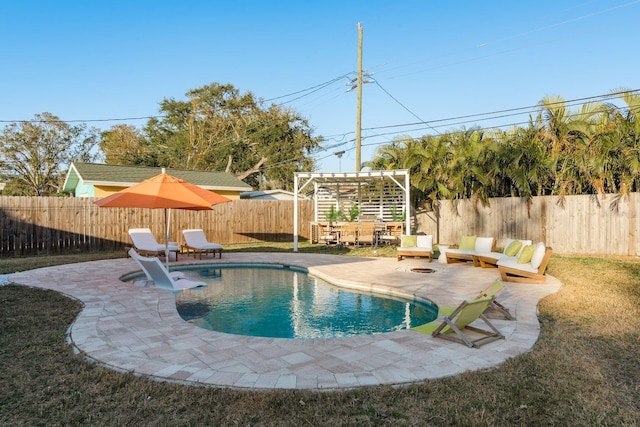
(1, 0, 638, 173)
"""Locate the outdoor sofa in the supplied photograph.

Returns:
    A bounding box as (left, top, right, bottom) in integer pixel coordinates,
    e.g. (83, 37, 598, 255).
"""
(445, 236, 496, 266)
(471, 238, 533, 268)
(497, 242, 553, 284)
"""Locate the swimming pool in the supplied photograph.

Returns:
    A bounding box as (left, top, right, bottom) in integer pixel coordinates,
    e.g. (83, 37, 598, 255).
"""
(169, 264, 438, 339)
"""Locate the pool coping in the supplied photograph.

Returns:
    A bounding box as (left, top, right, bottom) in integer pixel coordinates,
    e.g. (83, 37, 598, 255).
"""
(8, 252, 562, 391)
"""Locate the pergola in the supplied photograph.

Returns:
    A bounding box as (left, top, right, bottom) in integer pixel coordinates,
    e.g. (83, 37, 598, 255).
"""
(293, 170, 410, 251)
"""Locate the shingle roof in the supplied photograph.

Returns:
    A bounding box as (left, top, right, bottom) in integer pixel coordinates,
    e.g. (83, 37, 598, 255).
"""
(63, 162, 252, 192)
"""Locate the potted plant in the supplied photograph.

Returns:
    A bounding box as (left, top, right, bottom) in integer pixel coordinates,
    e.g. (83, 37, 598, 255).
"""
(348, 205, 360, 222)
(324, 206, 344, 225)
(391, 205, 405, 222)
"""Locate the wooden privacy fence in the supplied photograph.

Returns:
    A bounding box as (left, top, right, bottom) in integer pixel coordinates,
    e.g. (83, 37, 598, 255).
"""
(0, 197, 314, 256)
(1, 193, 638, 257)
(416, 192, 639, 256)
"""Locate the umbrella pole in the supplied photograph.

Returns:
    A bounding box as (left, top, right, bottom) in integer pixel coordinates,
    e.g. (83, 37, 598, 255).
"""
(165, 208, 171, 271)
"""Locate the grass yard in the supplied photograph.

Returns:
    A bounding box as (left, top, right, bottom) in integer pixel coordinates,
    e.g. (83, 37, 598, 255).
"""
(1, 244, 639, 426)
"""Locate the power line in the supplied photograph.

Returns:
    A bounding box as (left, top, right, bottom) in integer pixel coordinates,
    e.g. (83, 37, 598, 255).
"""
(371, 1, 640, 80)
(372, 79, 441, 135)
(263, 73, 353, 103)
(0, 74, 354, 125)
(0, 115, 166, 124)
(311, 88, 640, 156)
(360, 88, 640, 133)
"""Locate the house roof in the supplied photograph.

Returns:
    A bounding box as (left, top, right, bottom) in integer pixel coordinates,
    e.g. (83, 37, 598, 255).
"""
(63, 162, 252, 193)
(240, 190, 295, 200)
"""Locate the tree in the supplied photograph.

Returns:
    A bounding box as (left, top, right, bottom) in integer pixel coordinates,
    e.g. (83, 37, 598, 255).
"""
(365, 90, 640, 208)
(99, 124, 149, 165)
(0, 113, 100, 195)
(103, 83, 321, 190)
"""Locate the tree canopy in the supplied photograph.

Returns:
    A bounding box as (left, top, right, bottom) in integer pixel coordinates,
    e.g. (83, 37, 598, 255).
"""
(365, 90, 640, 210)
(0, 113, 100, 195)
(100, 83, 321, 190)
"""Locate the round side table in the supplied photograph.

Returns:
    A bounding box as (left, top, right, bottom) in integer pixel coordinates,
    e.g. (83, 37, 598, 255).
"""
(437, 245, 449, 264)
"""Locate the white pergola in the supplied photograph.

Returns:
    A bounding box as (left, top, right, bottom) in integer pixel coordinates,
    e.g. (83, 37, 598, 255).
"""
(293, 170, 410, 252)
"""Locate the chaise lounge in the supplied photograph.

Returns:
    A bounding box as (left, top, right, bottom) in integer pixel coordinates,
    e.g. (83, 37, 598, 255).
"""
(128, 248, 206, 291)
(182, 229, 223, 259)
(128, 228, 180, 260)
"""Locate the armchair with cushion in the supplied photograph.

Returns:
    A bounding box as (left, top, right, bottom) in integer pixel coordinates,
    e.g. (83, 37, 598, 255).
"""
(397, 234, 433, 261)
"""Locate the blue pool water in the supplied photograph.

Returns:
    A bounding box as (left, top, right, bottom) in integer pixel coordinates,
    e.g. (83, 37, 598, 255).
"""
(170, 264, 437, 339)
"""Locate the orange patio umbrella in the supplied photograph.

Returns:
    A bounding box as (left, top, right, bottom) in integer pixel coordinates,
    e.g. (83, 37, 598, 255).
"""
(95, 168, 232, 268)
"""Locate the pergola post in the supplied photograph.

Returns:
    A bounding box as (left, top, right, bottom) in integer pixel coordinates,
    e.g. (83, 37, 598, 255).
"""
(293, 174, 299, 252)
(404, 171, 411, 235)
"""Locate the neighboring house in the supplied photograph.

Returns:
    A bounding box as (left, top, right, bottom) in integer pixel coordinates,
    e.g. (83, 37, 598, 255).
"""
(240, 190, 295, 200)
(63, 162, 252, 199)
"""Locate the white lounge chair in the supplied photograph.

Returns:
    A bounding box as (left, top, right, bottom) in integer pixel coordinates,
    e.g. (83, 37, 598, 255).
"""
(128, 247, 185, 282)
(182, 229, 223, 259)
(128, 248, 206, 291)
(128, 228, 180, 260)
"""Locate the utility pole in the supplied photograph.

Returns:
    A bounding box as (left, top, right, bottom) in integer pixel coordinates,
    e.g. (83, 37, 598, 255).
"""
(355, 22, 363, 172)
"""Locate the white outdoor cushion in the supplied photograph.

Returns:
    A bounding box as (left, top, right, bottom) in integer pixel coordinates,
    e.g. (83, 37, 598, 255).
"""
(398, 246, 431, 254)
(530, 242, 546, 269)
(129, 228, 179, 252)
(416, 235, 433, 250)
(474, 237, 494, 253)
(482, 251, 504, 261)
(182, 229, 222, 250)
(497, 255, 538, 273)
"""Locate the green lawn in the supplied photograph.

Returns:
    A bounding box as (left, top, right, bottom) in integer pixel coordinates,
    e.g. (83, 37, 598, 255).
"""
(1, 244, 639, 426)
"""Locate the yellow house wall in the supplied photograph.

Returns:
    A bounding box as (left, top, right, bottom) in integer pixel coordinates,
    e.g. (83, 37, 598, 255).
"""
(93, 185, 243, 199)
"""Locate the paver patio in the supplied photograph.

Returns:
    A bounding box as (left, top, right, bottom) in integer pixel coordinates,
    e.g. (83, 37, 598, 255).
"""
(9, 252, 561, 390)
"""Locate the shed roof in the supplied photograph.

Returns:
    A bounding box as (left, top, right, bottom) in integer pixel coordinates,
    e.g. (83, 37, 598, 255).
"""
(63, 162, 252, 192)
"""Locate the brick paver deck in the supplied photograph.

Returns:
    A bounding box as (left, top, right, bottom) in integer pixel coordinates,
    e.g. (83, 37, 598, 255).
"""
(9, 252, 561, 390)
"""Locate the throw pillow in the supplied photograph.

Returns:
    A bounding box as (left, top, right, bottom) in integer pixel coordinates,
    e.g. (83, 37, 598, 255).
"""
(530, 242, 546, 269)
(416, 235, 432, 249)
(517, 244, 536, 264)
(459, 235, 477, 250)
(401, 235, 417, 248)
(475, 237, 494, 253)
(504, 240, 523, 257)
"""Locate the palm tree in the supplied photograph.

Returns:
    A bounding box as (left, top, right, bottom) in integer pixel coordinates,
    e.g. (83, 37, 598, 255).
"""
(537, 96, 601, 204)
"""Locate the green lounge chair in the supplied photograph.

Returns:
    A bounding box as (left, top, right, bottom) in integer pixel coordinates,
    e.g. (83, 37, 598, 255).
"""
(412, 296, 505, 348)
(437, 279, 514, 320)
